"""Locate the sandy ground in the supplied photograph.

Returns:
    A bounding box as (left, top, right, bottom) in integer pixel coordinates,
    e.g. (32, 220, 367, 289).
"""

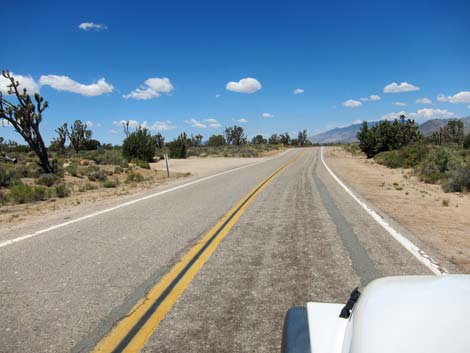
(0, 155, 273, 231)
(325, 147, 470, 272)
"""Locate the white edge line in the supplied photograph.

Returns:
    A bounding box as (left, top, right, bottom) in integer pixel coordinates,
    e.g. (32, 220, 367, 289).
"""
(0, 149, 292, 249)
(320, 147, 447, 276)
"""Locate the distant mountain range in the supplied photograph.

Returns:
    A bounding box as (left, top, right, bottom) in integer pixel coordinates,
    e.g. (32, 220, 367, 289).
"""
(310, 117, 470, 144)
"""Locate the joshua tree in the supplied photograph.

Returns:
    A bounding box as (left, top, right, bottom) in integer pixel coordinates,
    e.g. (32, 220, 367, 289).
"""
(279, 132, 290, 145)
(153, 132, 165, 149)
(122, 120, 130, 137)
(0, 70, 55, 173)
(191, 133, 203, 147)
(225, 125, 247, 145)
(268, 134, 279, 144)
(68, 120, 92, 153)
(50, 123, 68, 152)
(297, 129, 308, 146)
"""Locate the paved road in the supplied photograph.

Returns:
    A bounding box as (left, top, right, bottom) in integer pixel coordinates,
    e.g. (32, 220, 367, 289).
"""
(0, 148, 447, 353)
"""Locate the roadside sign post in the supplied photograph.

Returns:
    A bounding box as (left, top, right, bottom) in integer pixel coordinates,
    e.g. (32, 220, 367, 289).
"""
(164, 154, 170, 178)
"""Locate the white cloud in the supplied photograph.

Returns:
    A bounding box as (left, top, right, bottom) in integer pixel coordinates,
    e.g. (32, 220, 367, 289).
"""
(204, 118, 222, 128)
(468, 105, 470, 109)
(437, 91, 470, 104)
(383, 82, 420, 93)
(0, 73, 40, 94)
(360, 95, 381, 102)
(408, 108, 455, 122)
(293, 88, 304, 95)
(39, 75, 113, 96)
(1, 72, 114, 96)
(78, 22, 107, 31)
(392, 102, 407, 106)
(449, 92, 470, 103)
(342, 99, 362, 108)
(226, 77, 262, 94)
(124, 77, 174, 100)
(109, 129, 118, 134)
(112, 119, 175, 131)
(150, 120, 175, 131)
(184, 118, 221, 129)
(416, 97, 432, 104)
(261, 112, 274, 118)
(379, 111, 406, 121)
(85, 120, 94, 127)
(237, 118, 248, 123)
(215, 94, 221, 98)
(185, 118, 206, 128)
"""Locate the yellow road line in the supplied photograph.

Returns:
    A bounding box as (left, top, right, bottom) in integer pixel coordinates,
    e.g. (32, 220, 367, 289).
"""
(92, 152, 303, 353)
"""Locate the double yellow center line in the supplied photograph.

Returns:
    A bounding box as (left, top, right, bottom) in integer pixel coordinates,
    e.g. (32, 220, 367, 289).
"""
(92, 152, 302, 353)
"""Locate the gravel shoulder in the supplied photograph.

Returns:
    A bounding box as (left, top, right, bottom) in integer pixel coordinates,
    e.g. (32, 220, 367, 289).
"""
(324, 147, 470, 272)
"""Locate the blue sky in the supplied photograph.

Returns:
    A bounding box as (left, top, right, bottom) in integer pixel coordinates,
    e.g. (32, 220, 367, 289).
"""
(1, 0, 470, 144)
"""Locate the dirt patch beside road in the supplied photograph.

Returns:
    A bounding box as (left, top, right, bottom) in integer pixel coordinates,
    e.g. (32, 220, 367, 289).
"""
(324, 147, 470, 272)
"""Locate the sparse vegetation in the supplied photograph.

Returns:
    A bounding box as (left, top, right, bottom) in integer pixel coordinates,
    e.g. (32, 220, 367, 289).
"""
(353, 118, 470, 193)
(1, 73, 307, 210)
(125, 171, 145, 183)
(37, 173, 57, 187)
(102, 179, 119, 188)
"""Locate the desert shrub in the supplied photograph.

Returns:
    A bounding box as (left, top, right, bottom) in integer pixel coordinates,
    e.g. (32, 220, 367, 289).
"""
(87, 170, 107, 182)
(78, 182, 97, 192)
(443, 160, 470, 192)
(417, 148, 451, 183)
(33, 186, 47, 201)
(54, 184, 70, 198)
(464, 134, 470, 149)
(7, 184, 34, 203)
(122, 127, 156, 162)
(135, 160, 150, 169)
(102, 179, 119, 188)
(65, 164, 80, 177)
(114, 166, 124, 174)
(7, 184, 48, 203)
(88, 149, 126, 165)
(416, 148, 465, 184)
(125, 171, 145, 183)
(0, 165, 22, 187)
(85, 164, 99, 172)
(37, 173, 57, 187)
(343, 144, 361, 155)
(375, 143, 429, 169)
(207, 134, 226, 147)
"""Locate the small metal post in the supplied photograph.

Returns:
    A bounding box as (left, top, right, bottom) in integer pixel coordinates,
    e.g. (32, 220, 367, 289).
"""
(164, 154, 170, 178)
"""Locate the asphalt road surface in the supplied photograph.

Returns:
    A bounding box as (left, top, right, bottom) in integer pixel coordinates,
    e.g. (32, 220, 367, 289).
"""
(0, 147, 451, 353)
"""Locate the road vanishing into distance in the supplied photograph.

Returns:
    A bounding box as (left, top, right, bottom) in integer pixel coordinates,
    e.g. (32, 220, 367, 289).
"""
(0, 147, 452, 353)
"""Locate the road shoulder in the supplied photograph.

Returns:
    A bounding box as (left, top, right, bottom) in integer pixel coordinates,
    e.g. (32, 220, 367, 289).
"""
(324, 147, 470, 272)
